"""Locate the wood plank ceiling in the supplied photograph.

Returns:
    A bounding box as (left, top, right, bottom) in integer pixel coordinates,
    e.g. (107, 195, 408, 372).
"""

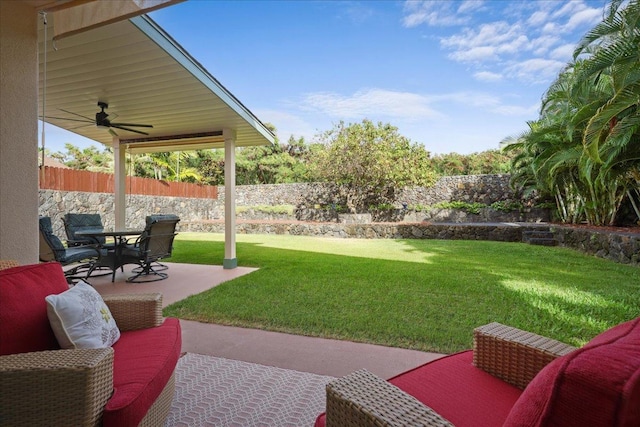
(38, 14, 274, 153)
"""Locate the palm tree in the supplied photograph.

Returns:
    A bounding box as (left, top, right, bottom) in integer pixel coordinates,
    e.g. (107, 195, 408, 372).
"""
(573, 0, 640, 224)
(132, 151, 202, 182)
(506, 0, 640, 225)
(573, 0, 639, 156)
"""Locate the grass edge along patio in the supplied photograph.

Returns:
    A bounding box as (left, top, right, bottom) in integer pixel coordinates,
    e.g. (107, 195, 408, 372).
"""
(164, 232, 640, 355)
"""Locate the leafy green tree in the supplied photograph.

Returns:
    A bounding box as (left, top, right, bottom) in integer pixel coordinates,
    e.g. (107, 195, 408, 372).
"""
(188, 132, 313, 186)
(132, 151, 203, 182)
(309, 119, 437, 212)
(51, 143, 114, 173)
(192, 150, 225, 185)
(430, 150, 513, 176)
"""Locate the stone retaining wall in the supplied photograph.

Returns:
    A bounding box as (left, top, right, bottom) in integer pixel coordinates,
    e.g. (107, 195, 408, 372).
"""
(552, 226, 639, 265)
(38, 189, 216, 237)
(181, 220, 639, 266)
(181, 220, 543, 241)
(219, 175, 523, 207)
(39, 174, 545, 237)
(38, 176, 638, 266)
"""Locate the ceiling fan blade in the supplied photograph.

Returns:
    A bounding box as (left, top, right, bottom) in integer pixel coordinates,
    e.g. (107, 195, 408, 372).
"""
(110, 122, 153, 128)
(60, 108, 94, 121)
(67, 123, 94, 131)
(44, 116, 93, 124)
(110, 124, 149, 135)
(108, 128, 119, 137)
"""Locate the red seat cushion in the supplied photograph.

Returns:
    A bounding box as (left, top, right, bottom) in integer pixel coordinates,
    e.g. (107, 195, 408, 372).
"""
(103, 317, 182, 427)
(0, 262, 68, 355)
(315, 350, 522, 427)
(504, 317, 640, 427)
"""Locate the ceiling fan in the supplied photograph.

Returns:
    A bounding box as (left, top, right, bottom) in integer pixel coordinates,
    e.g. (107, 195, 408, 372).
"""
(95, 102, 153, 135)
(46, 102, 153, 136)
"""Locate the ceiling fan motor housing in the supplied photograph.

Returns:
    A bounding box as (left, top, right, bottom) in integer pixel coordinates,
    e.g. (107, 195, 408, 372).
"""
(96, 102, 109, 126)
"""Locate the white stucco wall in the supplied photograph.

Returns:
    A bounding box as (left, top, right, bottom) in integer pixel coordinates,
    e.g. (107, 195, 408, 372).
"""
(0, 1, 39, 263)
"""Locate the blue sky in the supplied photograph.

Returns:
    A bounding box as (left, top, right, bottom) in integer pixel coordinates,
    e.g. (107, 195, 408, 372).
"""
(44, 0, 608, 155)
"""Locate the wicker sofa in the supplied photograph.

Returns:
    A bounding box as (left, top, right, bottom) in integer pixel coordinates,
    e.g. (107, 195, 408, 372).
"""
(0, 262, 182, 426)
(316, 319, 640, 426)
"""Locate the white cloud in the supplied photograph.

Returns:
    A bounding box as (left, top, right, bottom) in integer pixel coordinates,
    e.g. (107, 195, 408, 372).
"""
(441, 22, 529, 64)
(506, 58, 566, 83)
(530, 35, 560, 56)
(300, 89, 443, 122)
(448, 45, 498, 62)
(402, 0, 471, 27)
(548, 1, 602, 33)
(550, 43, 576, 61)
(552, 1, 587, 19)
(436, 91, 502, 108)
(527, 10, 548, 26)
(340, 3, 375, 25)
(255, 109, 318, 141)
(270, 88, 540, 154)
(474, 71, 503, 82)
(490, 102, 539, 116)
(403, 0, 606, 85)
(298, 88, 536, 127)
(430, 91, 536, 117)
(457, 0, 484, 14)
(540, 21, 558, 34)
(563, 8, 602, 32)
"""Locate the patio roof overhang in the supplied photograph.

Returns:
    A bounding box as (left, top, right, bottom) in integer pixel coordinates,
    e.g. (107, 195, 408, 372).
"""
(38, 13, 275, 153)
(35, 8, 272, 269)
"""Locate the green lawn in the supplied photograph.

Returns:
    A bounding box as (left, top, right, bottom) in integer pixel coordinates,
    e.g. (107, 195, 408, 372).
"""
(164, 232, 640, 354)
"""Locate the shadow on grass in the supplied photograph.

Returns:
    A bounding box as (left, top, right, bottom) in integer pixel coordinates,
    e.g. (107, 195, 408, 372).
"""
(165, 236, 640, 354)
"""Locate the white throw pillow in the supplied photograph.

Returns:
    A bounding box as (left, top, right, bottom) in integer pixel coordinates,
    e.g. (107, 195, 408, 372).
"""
(46, 280, 120, 349)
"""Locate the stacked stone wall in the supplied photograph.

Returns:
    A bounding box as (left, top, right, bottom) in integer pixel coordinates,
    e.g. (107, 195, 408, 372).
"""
(38, 174, 545, 237)
(37, 173, 639, 266)
(552, 226, 639, 265)
(217, 175, 527, 207)
(38, 189, 219, 238)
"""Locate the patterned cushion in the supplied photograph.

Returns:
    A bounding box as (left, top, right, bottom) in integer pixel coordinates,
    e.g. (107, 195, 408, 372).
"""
(46, 280, 120, 349)
(63, 213, 107, 245)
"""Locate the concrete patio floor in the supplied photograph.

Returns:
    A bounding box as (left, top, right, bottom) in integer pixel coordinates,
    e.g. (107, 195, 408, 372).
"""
(87, 262, 444, 378)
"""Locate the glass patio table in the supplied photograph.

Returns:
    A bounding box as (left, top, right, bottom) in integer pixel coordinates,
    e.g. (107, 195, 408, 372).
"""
(76, 229, 144, 282)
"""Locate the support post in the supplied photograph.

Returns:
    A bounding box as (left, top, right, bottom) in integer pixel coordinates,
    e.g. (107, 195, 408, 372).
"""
(223, 128, 237, 269)
(113, 137, 126, 230)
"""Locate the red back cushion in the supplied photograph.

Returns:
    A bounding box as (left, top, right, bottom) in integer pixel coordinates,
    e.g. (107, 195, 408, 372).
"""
(0, 262, 69, 355)
(504, 317, 640, 427)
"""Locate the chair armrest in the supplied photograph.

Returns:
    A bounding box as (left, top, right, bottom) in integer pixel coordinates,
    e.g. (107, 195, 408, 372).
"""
(66, 238, 93, 246)
(473, 322, 577, 389)
(325, 369, 453, 427)
(103, 293, 163, 331)
(0, 259, 19, 270)
(0, 348, 114, 427)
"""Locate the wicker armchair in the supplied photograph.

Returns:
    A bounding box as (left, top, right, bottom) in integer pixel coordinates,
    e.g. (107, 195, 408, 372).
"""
(0, 293, 174, 427)
(323, 323, 577, 427)
(0, 260, 18, 270)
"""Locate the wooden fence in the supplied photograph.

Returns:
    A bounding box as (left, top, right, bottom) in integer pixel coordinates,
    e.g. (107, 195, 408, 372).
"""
(39, 166, 217, 199)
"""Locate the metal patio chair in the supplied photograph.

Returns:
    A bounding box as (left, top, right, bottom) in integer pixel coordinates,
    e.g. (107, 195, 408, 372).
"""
(38, 216, 102, 282)
(62, 213, 113, 248)
(121, 215, 180, 282)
